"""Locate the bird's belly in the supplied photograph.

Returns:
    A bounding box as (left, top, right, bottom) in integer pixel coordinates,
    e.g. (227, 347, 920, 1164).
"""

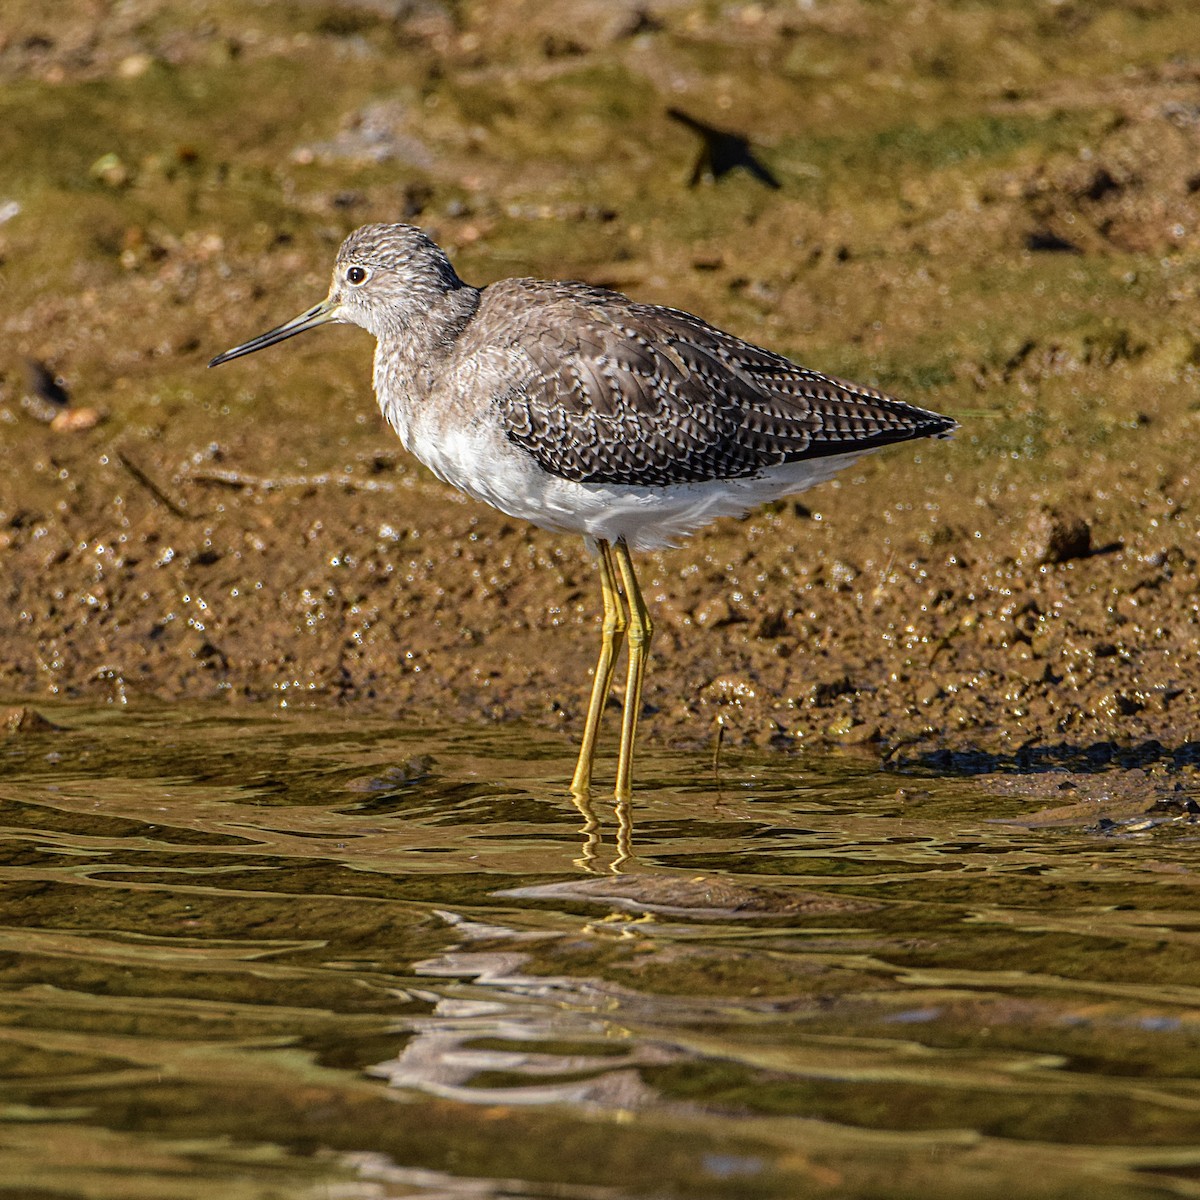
(404, 410, 869, 551)
(529, 452, 869, 550)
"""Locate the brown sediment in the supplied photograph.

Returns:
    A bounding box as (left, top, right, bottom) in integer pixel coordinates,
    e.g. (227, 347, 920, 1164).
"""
(1, 1, 1199, 769)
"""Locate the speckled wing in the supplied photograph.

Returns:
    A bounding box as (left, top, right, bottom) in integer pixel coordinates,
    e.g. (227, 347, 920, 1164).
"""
(486, 280, 955, 487)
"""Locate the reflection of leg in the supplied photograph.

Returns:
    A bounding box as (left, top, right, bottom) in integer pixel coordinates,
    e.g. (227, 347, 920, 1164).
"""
(613, 539, 653, 804)
(570, 788, 603, 874)
(570, 539, 627, 799)
(612, 792, 633, 874)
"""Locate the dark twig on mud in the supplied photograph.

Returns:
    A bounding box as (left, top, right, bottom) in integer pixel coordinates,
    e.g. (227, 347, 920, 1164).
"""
(117, 450, 196, 519)
(183, 467, 396, 494)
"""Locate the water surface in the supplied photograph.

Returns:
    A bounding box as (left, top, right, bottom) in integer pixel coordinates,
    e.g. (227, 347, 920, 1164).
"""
(1, 706, 1198, 1199)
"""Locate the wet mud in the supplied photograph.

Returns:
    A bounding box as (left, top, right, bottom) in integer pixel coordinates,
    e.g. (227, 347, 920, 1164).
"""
(3, 0, 1200, 783)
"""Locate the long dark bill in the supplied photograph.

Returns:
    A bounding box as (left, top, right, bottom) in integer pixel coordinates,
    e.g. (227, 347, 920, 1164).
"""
(208, 298, 339, 368)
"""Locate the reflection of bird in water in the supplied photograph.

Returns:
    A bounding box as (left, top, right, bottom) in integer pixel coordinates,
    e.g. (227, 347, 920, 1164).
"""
(370, 939, 664, 1110)
(667, 107, 782, 189)
(211, 224, 955, 803)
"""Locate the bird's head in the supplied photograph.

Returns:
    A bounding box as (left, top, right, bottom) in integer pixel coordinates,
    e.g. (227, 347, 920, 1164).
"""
(209, 223, 465, 367)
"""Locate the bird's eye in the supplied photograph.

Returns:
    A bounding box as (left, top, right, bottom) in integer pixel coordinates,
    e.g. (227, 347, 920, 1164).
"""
(346, 266, 369, 285)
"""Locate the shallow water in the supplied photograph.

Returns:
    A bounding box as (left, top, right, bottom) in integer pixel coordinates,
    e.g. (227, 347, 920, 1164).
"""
(1, 705, 1198, 1199)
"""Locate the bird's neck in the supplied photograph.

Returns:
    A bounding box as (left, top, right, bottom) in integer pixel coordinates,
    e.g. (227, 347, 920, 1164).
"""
(380, 283, 480, 369)
(372, 284, 481, 440)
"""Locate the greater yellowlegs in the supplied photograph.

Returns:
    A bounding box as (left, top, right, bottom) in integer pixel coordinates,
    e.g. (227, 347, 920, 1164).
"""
(210, 223, 956, 801)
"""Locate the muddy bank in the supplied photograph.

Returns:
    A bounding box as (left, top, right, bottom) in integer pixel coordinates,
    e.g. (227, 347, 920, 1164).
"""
(2, 0, 1200, 772)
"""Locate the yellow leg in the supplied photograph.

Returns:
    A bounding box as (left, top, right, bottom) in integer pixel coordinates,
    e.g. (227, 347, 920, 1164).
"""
(613, 539, 653, 804)
(570, 539, 626, 798)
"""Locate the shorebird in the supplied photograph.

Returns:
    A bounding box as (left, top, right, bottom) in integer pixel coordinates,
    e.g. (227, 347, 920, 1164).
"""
(210, 223, 955, 802)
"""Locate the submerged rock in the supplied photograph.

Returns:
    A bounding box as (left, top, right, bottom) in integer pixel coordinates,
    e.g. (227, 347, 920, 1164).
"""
(2, 706, 63, 735)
